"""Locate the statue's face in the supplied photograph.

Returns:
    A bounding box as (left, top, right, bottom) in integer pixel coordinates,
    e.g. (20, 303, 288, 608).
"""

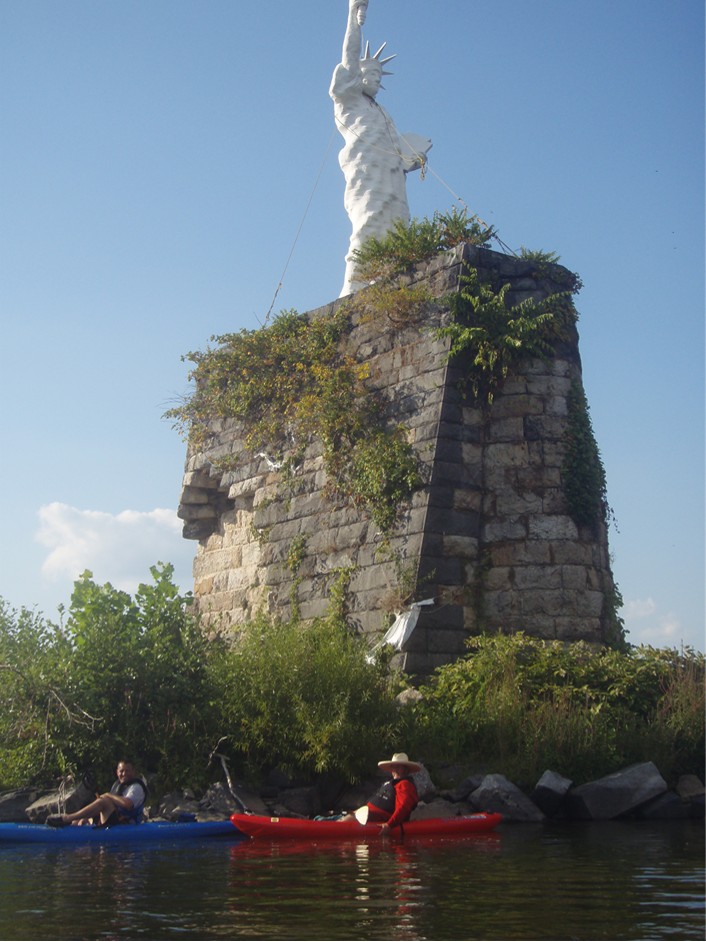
(361, 61, 382, 98)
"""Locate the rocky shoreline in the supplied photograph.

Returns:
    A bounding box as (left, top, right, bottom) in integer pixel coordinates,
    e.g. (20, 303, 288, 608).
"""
(1, 760, 703, 826)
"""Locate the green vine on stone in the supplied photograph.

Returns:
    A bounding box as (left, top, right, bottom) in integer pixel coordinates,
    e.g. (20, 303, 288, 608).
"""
(437, 266, 577, 410)
(166, 306, 421, 536)
(352, 207, 495, 283)
(286, 534, 308, 618)
(562, 381, 613, 530)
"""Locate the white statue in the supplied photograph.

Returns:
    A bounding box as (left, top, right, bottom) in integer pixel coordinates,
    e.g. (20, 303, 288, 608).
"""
(330, 0, 432, 296)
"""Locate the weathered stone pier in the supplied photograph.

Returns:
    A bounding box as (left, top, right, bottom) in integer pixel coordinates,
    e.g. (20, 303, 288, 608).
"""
(178, 243, 618, 674)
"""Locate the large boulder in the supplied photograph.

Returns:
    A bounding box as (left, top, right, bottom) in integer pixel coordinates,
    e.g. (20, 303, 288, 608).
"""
(277, 786, 323, 818)
(636, 791, 692, 820)
(531, 769, 573, 818)
(25, 777, 97, 823)
(442, 773, 486, 803)
(156, 790, 201, 822)
(565, 762, 668, 820)
(469, 774, 545, 822)
(0, 788, 43, 822)
(676, 774, 705, 813)
(411, 797, 471, 820)
(411, 765, 436, 802)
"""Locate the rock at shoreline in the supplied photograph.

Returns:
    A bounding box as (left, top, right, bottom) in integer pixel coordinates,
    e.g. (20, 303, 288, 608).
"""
(531, 769, 573, 818)
(411, 797, 471, 820)
(25, 778, 97, 823)
(565, 761, 668, 820)
(0, 789, 43, 823)
(469, 774, 545, 822)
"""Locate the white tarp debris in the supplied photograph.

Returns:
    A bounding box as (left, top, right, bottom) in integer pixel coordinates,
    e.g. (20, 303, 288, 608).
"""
(366, 599, 435, 663)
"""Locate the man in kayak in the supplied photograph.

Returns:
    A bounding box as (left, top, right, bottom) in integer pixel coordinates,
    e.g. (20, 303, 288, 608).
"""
(342, 752, 421, 830)
(46, 759, 147, 828)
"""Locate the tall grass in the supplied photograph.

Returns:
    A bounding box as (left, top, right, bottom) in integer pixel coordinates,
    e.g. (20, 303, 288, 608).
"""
(403, 633, 704, 786)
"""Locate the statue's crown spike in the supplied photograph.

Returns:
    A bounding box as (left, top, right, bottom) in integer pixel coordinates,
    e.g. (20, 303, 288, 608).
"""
(361, 40, 396, 63)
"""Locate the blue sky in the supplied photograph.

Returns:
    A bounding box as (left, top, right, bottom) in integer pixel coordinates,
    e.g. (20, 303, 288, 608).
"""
(1, 0, 703, 651)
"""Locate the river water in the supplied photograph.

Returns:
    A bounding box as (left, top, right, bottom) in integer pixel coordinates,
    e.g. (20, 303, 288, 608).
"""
(1, 820, 703, 940)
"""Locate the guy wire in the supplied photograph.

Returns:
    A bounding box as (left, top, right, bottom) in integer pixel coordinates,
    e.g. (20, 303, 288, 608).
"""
(265, 113, 518, 325)
(263, 126, 338, 326)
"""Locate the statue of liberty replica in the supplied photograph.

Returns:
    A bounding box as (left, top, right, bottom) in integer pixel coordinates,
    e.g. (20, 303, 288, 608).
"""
(331, 0, 432, 295)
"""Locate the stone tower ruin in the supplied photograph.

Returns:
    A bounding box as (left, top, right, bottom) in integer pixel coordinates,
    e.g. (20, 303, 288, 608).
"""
(177, 244, 620, 675)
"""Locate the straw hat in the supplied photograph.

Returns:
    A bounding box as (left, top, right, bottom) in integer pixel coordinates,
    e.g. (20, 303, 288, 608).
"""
(377, 752, 421, 774)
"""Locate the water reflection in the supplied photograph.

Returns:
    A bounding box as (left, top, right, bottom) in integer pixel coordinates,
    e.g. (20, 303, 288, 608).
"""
(0, 821, 702, 940)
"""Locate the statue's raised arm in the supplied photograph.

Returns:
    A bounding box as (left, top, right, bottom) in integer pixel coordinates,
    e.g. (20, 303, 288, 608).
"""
(331, 0, 432, 296)
(341, 0, 367, 70)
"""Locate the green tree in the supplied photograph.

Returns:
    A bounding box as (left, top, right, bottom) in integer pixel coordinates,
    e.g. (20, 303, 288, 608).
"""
(210, 613, 404, 783)
(0, 566, 216, 792)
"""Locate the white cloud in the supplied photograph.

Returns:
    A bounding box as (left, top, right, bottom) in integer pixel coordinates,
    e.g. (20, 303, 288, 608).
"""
(621, 596, 684, 648)
(36, 502, 194, 597)
(623, 597, 657, 620)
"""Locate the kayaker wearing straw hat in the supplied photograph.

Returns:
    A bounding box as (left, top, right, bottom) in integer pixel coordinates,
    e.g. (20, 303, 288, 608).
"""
(341, 752, 421, 830)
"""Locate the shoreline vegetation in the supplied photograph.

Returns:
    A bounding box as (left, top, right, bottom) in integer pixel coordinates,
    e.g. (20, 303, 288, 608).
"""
(1, 566, 703, 808)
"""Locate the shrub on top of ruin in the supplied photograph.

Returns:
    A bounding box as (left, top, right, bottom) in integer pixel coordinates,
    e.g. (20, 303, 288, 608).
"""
(166, 306, 422, 536)
(437, 266, 577, 411)
(352, 207, 495, 283)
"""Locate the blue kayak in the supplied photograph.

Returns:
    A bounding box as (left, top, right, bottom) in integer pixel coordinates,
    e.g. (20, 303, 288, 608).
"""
(0, 820, 239, 844)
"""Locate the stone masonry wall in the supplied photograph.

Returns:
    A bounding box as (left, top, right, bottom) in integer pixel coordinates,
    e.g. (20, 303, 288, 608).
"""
(178, 244, 617, 674)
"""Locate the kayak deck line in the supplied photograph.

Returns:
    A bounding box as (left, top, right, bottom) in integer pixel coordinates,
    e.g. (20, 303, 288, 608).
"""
(230, 811, 502, 840)
(0, 819, 240, 844)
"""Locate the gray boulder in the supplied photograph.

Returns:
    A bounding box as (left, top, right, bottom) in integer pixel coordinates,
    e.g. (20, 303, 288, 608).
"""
(277, 786, 322, 817)
(636, 790, 691, 820)
(530, 769, 573, 818)
(469, 774, 545, 822)
(565, 761, 668, 820)
(411, 765, 436, 802)
(443, 774, 485, 803)
(676, 774, 704, 802)
(411, 797, 470, 820)
(25, 778, 97, 823)
(0, 788, 43, 822)
(157, 791, 201, 821)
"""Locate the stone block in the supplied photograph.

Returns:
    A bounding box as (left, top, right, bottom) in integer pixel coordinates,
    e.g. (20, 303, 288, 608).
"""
(496, 491, 543, 516)
(524, 415, 569, 441)
(528, 515, 578, 541)
(485, 442, 530, 468)
(490, 396, 545, 421)
(442, 534, 479, 559)
(486, 416, 525, 442)
(483, 519, 528, 542)
(565, 762, 668, 820)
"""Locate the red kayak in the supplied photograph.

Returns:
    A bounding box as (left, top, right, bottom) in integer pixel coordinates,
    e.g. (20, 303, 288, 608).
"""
(230, 811, 501, 840)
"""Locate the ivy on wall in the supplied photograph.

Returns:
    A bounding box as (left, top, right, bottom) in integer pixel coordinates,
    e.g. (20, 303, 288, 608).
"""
(562, 380, 612, 530)
(167, 307, 421, 535)
(437, 266, 578, 410)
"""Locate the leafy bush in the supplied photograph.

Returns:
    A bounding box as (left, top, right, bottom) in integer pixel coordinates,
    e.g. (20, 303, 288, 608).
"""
(437, 267, 576, 410)
(0, 566, 216, 791)
(2, 578, 702, 794)
(352, 207, 495, 283)
(166, 307, 421, 535)
(403, 633, 705, 785)
(209, 613, 404, 783)
(0, 601, 73, 788)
